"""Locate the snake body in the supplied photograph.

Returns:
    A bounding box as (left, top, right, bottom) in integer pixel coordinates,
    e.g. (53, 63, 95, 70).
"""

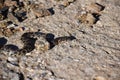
(0, 31, 76, 57)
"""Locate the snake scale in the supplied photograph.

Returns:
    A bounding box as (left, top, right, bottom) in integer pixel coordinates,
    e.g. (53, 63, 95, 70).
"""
(0, 31, 76, 57)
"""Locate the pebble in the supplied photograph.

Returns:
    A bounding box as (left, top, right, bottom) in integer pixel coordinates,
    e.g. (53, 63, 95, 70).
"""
(86, 3, 105, 14)
(93, 76, 107, 80)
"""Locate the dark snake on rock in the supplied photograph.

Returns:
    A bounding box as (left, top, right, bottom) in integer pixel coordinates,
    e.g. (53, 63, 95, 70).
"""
(0, 31, 76, 57)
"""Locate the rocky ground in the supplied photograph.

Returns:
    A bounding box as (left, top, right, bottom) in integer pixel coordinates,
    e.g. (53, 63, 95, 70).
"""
(0, 0, 120, 80)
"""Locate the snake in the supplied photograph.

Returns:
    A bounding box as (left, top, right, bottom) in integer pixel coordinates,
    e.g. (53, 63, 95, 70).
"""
(0, 31, 76, 57)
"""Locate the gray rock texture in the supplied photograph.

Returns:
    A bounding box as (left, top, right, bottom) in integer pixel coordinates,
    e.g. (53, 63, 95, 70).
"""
(0, 0, 120, 80)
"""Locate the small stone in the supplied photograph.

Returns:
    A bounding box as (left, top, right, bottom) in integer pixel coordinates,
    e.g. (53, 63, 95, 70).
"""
(86, 13, 96, 24)
(4, 0, 18, 7)
(7, 24, 16, 28)
(8, 57, 18, 62)
(0, 1, 4, 10)
(62, 0, 76, 7)
(96, 21, 103, 26)
(75, 11, 87, 23)
(0, 21, 8, 27)
(93, 76, 107, 80)
(2, 27, 13, 37)
(35, 37, 50, 52)
(7, 12, 19, 24)
(76, 12, 96, 25)
(0, 14, 4, 21)
(30, 4, 53, 18)
(86, 3, 105, 14)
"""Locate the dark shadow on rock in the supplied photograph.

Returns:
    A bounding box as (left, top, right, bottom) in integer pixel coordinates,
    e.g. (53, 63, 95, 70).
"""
(46, 33, 55, 42)
(18, 72, 24, 80)
(91, 3, 105, 24)
(45, 33, 55, 49)
(7, 59, 19, 66)
(0, 6, 9, 19)
(92, 13, 101, 24)
(18, 38, 37, 54)
(13, 11, 27, 22)
(95, 3, 105, 11)
(3, 44, 19, 51)
(0, 37, 7, 48)
(48, 7, 55, 15)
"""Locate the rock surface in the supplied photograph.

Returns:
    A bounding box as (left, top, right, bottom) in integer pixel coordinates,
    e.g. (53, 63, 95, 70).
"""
(0, 0, 120, 80)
